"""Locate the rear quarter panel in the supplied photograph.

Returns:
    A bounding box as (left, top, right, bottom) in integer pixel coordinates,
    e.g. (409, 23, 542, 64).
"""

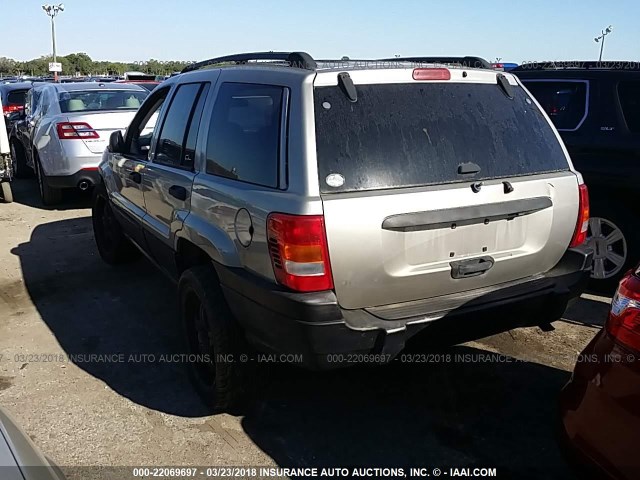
(181, 68, 322, 281)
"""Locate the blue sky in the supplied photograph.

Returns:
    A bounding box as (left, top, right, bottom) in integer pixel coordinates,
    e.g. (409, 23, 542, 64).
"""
(3, 0, 639, 63)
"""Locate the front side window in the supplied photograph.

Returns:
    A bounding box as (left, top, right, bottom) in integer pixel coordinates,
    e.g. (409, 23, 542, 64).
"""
(31, 89, 44, 116)
(39, 89, 50, 116)
(618, 81, 640, 133)
(205, 83, 284, 188)
(127, 87, 169, 157)
(522, 80, 588, 131)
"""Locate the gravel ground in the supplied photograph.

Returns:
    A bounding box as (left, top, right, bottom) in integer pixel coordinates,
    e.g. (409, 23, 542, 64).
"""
(0, 179, 611, 480)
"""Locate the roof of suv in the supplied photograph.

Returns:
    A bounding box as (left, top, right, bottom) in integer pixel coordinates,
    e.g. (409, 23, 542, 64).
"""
(174, 51, 514, 90)
(181, 51, 493, 74)
(0, 82, 36, 93)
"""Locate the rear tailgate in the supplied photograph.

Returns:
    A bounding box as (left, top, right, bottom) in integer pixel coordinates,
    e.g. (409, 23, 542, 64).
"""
(64, 111, 137, 153)
(314, 71, 579, 310)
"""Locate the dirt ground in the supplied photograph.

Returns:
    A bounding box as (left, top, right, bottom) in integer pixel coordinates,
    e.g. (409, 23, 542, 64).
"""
(0, 179, 611, 480)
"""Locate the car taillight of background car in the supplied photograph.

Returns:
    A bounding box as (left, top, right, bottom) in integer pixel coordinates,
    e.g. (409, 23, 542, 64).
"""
(606, 267, 640, 352)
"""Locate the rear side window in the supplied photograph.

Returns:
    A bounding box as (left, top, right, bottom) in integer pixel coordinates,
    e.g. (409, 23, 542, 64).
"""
(314, 82, 569, 194)
(31, 89, 43, 113)
(205, 83, 283, 188)
(522, 81, 588, 131)
(155, 83, 208, 169)
(618, 82, 640, 133)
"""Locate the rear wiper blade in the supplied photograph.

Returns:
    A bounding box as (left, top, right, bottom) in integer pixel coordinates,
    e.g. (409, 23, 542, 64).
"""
(496, 73, 514, 99)
(337, 72, 358, 102)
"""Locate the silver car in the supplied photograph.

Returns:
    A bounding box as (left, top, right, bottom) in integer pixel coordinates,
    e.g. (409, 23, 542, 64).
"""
(93, 52, 593, 411)
(0, 405, 65, 480)
(21, 82, 148, 205)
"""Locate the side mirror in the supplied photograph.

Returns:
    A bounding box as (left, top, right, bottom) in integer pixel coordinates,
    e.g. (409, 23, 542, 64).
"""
(108, 130, 125, 154)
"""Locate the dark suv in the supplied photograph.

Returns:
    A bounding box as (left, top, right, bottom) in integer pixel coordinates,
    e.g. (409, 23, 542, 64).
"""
(0, 82, 32, 134)
(514, 62, 640, 291)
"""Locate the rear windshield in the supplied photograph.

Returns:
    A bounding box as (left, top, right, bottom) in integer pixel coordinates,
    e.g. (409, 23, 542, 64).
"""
(6, 89, 28, 106)
(314, 82, 569, 193)
(59, 89, 148, 113)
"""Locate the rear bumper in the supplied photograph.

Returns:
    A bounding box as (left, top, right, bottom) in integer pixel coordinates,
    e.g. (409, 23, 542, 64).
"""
(46, 168, 101, 189)
(217, 248, 592, 369)
(42, 145, 102, 178)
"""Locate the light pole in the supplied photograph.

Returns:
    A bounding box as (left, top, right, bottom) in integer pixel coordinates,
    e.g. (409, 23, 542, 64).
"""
(594, 25, 613, 62)
(42, 4, 64, 81)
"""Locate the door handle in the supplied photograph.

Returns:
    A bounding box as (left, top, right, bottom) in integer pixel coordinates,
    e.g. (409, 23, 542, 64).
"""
(450, 256, 495, 279)
(168, 185, 188, 201)
(129, 171, 142, 184)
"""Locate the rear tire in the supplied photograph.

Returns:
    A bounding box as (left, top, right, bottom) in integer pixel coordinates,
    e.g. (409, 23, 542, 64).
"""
(179, 265, 249, 413)
(10, 141, 32, 179)
(1, 182, 13, 203)
(92, 189, 140, 265)
(35, 155, 62, 206)
(587, 199, 639, 295)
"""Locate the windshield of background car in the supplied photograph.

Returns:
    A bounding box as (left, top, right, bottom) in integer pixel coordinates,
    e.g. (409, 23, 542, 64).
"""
(520, 81, 588, 131)
(58, 89, 149, 113)
(314, 81, 569, 194)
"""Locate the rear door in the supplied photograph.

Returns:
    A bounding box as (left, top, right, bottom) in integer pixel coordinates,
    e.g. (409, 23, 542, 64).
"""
(314, 76, 579, 310)
(142, 81, 212, 274)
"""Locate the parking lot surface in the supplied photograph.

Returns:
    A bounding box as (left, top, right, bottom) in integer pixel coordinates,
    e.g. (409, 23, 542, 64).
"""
(0, 179, 611, 479)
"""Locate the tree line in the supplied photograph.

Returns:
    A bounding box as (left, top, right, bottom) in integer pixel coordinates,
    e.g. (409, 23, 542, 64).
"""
(0, 53, 192, 77)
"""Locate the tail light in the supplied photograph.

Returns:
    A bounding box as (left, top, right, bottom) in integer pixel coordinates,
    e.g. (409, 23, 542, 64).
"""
(56, 122, 99, 140)
(606, 269, 640, 353)
(413, 68, 451, 81)
(569, 183, 590, 247)
(267, 213, 334, 292)
(2, 104, 22, 116)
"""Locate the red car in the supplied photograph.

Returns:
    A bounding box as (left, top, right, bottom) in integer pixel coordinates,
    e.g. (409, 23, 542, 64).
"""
(560, 265, 640, 479)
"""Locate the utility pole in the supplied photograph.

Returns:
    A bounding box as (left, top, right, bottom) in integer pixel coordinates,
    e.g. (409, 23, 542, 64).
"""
(42, 4, 64, 81)
(594, 25, 613, 62)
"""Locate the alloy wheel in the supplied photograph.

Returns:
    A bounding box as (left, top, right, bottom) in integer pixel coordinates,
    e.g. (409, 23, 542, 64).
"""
(586, 217, 627, 280)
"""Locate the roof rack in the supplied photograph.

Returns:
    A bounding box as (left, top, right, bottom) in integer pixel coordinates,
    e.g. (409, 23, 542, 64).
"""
(182, 52, 495, 74)
(181, 52, 317, 73)
(378, 56, 492, 69)
(511, 61, 640, 72)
